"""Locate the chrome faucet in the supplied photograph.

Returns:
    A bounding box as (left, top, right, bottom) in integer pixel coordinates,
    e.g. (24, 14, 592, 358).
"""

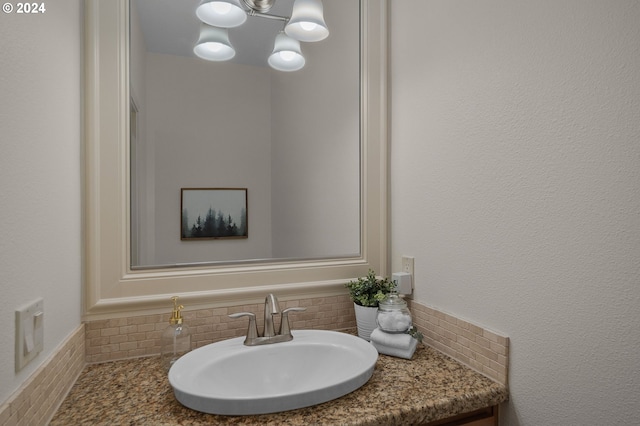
(263, 293, 280, 338)
(228, 294, 306, 346)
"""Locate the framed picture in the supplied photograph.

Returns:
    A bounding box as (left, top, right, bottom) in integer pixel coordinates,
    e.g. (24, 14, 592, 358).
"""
(181, 188, 248, 240)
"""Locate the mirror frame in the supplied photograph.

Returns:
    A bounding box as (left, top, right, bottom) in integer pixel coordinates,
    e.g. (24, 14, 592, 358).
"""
(83, 0, 388, 320)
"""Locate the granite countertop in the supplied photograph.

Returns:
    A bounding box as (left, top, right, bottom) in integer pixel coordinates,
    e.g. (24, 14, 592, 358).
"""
(51, 340, 508, 425)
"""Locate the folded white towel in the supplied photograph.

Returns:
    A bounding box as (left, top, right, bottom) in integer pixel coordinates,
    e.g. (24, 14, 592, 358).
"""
(371, 337, 418, 360)
(370, 327, 413, 350)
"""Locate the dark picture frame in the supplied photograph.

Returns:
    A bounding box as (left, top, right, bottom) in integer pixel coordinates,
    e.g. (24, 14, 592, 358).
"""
(181, 188, 248, 240)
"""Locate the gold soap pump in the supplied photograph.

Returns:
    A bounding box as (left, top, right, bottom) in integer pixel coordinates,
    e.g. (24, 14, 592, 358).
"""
(160, 296, 192, 372)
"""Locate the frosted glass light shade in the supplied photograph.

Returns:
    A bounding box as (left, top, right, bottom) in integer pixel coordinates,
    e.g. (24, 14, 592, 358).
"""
(268, 32, 305, 72)
(284, 0, 329, 42)
(193, 24, 236, 61)
(196, 0, 247, 28)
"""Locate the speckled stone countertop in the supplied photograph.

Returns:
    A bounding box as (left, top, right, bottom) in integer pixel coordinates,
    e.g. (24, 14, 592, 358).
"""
(51, 341, 507, 425)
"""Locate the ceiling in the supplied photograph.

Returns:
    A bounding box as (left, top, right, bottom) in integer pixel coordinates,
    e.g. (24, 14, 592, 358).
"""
(132, 0, 296, 67)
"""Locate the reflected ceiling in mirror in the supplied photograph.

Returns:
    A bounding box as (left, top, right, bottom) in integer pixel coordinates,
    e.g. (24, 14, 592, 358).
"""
(129, 0, 361, 269)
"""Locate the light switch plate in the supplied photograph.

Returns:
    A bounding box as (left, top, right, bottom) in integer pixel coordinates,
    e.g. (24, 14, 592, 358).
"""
(15, 298, 44, 372)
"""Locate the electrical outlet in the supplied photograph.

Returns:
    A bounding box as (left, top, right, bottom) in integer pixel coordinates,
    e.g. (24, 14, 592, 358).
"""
(400, 256, 415, 296)
(402, 256, 414, 277)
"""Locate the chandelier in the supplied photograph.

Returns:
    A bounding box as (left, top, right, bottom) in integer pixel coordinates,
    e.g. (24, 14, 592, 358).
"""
(193, 0, 329, 72)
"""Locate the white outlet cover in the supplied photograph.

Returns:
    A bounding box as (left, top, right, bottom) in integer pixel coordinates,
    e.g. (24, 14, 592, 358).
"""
(402, 256, 414, 275)
(15, 298, 44, 372)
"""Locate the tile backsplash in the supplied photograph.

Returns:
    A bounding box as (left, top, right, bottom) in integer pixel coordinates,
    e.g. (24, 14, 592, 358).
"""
(85, 294, 357, 363)
(84, 294, 509, 386)
(408, 300, 509, 386)
(0, 325, 85, 426)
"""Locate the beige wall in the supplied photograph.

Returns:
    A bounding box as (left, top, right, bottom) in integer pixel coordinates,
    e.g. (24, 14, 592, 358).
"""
(270, 0, 360, 259)
(0, 0, 83, 405)
(390, 1, 640, 424)
(143, 52, 274, 264)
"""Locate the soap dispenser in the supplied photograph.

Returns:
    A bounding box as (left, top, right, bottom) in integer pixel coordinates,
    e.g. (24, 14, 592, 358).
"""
(161, 296, 192, 372)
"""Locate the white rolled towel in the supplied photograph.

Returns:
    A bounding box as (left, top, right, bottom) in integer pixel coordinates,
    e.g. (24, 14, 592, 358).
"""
(370, 330, 418, 359)
(370, 327, 413, 350)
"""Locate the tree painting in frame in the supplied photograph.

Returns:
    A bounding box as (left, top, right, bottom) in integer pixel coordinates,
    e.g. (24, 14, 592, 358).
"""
(181, 188, 248, 240)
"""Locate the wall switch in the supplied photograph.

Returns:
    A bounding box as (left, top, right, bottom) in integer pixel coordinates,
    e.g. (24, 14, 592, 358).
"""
(16, 298, 44, 372)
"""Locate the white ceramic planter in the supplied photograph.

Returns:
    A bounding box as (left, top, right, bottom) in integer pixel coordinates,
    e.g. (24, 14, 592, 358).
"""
(354, 303, 378, 341)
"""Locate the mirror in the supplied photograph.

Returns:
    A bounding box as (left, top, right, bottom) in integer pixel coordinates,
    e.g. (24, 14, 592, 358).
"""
(83, 0, 387, 320)
(129, 0, 361, 268)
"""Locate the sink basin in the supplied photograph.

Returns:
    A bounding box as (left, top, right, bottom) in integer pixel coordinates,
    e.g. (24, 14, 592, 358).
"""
(168, 329, 378, 415)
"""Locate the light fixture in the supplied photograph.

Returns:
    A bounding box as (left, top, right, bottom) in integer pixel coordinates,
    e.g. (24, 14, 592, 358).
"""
(196, 0, 247, 28)
(194, 0, 329, 71)
(285, 0, 329, 42)
(242, 0, 275, 13)
(193, 23, 236, 61)
(268, 32, 305, 72)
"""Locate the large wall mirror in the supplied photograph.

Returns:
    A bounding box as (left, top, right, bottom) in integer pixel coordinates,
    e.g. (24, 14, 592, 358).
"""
(84, 0, 388, 320)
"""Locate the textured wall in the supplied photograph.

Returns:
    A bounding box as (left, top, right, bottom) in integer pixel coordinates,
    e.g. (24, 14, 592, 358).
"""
(0, 0, 83, 405)
(390, 1, 640, 424)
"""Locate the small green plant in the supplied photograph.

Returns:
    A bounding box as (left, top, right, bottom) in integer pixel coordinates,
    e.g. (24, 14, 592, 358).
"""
(406, 326, 423, 343)
(345, 270, 396, 307)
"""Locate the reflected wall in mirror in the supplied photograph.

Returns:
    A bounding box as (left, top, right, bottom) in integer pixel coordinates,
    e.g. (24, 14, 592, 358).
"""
(129, 0, 361, 268)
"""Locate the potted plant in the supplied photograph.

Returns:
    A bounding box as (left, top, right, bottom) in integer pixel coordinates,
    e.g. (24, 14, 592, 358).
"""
(345, 270, 395, 340)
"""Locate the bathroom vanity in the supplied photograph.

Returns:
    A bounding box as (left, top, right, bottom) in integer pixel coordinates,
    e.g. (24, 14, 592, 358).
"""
(51, 341, 507, 425)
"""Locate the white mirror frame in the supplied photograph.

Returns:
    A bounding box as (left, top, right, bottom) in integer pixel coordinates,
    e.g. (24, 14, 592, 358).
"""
(83, 0, 388, 320)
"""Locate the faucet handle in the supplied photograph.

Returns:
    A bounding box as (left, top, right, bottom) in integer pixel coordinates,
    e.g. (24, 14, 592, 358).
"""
(228, 312, 259, 341)
(279, 307, 307, 336)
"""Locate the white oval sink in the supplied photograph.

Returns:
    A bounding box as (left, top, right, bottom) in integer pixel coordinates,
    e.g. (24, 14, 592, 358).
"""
(168, 329, 378, 415)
